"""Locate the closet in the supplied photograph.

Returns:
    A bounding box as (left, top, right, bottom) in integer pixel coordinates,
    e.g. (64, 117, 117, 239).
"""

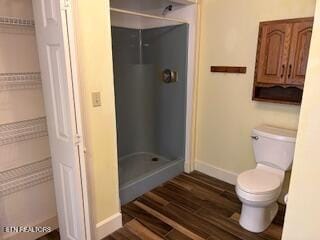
(109, 0, 198, 204)
(0, 1, 57, 239)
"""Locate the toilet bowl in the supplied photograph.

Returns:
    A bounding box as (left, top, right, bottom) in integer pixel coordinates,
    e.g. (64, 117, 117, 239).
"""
(236, 125, 296, 233)
(236, 164, 284, 232)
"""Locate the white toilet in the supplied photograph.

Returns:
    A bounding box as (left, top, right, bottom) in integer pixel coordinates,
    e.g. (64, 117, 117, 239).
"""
(236, 125, 296, 233)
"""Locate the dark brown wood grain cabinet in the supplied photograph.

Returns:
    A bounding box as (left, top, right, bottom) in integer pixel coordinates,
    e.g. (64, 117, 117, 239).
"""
(253, 17, 313, 105)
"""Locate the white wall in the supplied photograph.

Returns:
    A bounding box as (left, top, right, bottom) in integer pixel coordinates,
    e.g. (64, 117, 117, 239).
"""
(282, 0, 320, 238)
(73, 0, 121, 228)
(195, 0, 315, 179)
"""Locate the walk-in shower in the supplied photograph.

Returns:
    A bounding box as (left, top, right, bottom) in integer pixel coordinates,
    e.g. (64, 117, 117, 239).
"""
(111, 9, 188, 204)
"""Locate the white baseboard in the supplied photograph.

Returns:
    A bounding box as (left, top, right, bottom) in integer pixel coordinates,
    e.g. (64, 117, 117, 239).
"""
(3, 216, 58, 240)
(184, 160, 191, 173)
(195, 160, 238, 185)
(96, 212, 122, 240)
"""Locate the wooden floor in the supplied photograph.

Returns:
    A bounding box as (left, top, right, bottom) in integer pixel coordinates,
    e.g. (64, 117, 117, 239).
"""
(38, 171, 285, 240)
(37, 230, 60, 240)
(105, 171, 285, 240)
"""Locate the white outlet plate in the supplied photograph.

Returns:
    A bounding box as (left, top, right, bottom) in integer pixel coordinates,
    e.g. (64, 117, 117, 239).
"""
(92, 92, 101, 107)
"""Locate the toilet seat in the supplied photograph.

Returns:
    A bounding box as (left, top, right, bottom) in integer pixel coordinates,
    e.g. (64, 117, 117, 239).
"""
(237, 168, 281, 195)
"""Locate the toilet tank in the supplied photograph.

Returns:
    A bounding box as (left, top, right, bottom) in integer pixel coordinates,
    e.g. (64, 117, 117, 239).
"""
(252, 125, 297, 170)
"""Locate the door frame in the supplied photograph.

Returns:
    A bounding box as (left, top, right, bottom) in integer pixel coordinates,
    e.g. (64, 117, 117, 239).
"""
(63, 3, 93, 239)
(166, 2, 200, 173)
(184, 2, 201, 173)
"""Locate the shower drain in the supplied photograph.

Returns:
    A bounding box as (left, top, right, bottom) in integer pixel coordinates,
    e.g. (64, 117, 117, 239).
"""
(152, 157, 159, 162)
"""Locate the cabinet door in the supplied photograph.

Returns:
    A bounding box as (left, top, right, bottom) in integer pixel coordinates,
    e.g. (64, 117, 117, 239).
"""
(286, 19, 313, 85)
(256, 23, 292, 84)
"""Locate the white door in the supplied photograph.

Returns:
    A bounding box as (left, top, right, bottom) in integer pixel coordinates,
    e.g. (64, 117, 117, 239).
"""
(32, 0, 91, 239)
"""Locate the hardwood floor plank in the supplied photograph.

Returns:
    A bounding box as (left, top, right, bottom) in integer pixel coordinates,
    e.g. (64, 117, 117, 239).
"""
(144, 191, 169, 207)
(103, 235, 116, 240)
(230, 213, 282, 240)
(170, 175, 241, 213)
(196, 207, 269, 240)
(219, 191, 242, 205)
(41, 172, 284, 240)
(37, 230, 60, 240)
(134, 198, 207, 240)
(273, 204, 286, 226)
(126, 219, 164, 240)
(152, 185, 202, 213)
(165, 229, 194, 240)
(110, 230, 129, 240)
(162, 182, 236, 218)
(122, 212, 134, 225)
(177, 174, 225, 194)
(189, 171, 235, 193)
(117, 228, 142, 240)
(164, 202, 242, 240)
(122, 202, 172, 237)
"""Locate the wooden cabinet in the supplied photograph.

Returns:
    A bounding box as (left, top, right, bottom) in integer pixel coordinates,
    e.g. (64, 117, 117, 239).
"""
(253, 18, 313, 104)
(256, 23, 292, 84)
(287, 21, 313, 85)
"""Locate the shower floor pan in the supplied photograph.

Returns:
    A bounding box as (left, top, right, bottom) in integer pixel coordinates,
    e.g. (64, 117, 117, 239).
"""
(118, 152, 184, 205)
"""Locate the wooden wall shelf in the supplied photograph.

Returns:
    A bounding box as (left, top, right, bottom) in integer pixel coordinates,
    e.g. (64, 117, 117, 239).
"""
(210, 66, 247, 74)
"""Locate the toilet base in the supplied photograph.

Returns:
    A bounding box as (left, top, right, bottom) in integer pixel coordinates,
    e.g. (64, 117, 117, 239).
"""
(239, 202, 278, 233)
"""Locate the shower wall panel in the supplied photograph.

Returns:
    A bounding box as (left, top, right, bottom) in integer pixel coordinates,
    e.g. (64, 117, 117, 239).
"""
(111, 27, 141, 65)
(112, 27, 157, 157)
(143, 24, 188, 160)
(114, 64, 157, 156)
(112, 24, 188, 161)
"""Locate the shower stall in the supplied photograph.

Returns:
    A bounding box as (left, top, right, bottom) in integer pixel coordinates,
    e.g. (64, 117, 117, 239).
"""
(111, 8, 189, 204)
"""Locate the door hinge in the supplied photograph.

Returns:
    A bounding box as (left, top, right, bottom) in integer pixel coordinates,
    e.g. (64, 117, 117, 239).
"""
(74, 133, 82, 146)
(62, 0, 71, 10)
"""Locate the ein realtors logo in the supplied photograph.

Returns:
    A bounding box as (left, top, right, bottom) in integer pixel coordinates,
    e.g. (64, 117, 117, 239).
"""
(2, 226, 51, 233)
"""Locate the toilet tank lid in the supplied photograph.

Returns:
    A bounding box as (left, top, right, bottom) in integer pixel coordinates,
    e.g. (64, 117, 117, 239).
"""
(253, 125, 297, 143)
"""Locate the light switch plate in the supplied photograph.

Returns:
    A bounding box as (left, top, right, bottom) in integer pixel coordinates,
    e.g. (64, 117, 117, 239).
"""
(92, 92, 101, 107)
